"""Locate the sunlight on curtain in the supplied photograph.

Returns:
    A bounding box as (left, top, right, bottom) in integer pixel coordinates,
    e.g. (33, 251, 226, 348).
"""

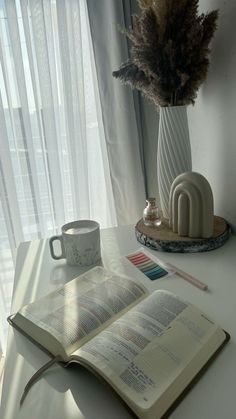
(0, 0, 117, 353)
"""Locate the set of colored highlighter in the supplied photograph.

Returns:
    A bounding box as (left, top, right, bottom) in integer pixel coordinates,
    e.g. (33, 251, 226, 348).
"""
(126, 250, 208, 291)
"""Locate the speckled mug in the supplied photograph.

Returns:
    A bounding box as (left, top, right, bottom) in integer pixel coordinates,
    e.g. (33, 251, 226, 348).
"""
(49, 220, 101, 266)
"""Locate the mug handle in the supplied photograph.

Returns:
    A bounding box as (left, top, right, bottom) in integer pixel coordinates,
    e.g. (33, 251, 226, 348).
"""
(49, 235, 66, 260)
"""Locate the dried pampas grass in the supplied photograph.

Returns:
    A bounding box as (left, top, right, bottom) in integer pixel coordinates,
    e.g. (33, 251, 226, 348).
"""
(113, 0, 219, 107)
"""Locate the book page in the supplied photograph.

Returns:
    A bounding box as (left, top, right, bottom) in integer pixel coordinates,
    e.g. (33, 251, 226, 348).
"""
(74, 290, 225, 413)
(16, 266, 148, 355)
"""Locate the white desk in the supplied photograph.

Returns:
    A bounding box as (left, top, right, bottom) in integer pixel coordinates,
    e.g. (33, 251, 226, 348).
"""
(1, 225, 236, 419)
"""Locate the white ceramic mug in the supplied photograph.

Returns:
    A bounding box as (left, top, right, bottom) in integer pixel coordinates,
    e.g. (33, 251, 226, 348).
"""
(49, 220, 101, 266)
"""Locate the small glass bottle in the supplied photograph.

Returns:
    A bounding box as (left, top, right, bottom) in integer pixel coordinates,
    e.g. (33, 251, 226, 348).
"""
(143, 198, 161, 227)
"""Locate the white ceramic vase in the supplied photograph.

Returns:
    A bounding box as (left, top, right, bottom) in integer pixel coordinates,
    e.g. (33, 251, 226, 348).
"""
(157, 105, 192, 219)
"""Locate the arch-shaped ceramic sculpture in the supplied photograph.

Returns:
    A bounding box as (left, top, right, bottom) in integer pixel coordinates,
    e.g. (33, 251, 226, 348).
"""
(169, 172, 214, 238)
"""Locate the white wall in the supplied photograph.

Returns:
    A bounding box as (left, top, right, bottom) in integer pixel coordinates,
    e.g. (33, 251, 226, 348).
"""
(188, 0, 236, 232)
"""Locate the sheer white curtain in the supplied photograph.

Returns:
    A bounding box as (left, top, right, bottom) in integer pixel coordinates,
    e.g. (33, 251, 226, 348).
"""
(0, 0, 117, 353)
(87, 0, 146, 224)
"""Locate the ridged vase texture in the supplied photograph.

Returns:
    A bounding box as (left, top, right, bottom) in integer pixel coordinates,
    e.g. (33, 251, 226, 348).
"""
(157, 106, 192, 219)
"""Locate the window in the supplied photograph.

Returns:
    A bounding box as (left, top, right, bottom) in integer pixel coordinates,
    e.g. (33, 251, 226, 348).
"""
(0, 0, 116, 353)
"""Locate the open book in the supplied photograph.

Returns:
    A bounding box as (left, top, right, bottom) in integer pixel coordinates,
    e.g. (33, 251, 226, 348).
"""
(9, 266, 229, 418)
